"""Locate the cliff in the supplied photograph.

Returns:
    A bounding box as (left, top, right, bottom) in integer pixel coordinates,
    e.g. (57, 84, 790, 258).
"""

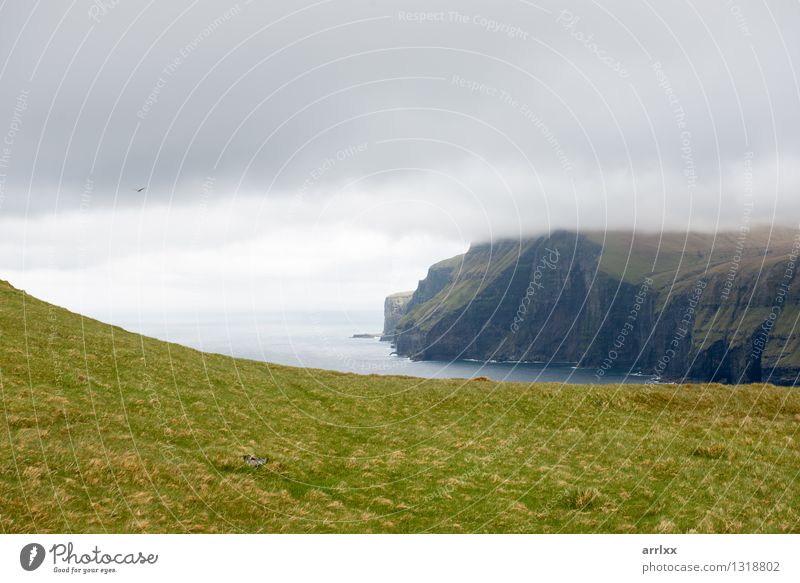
(381, 290, 414, 341)
(387, 229, 800, 385)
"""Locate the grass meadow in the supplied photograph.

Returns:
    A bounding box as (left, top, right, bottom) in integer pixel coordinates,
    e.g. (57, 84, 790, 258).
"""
(1, 279, 798, 533)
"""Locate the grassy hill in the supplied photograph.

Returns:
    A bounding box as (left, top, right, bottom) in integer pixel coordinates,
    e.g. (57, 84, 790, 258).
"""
(1, 279, 798, 533)
(584, 227, 799, 287)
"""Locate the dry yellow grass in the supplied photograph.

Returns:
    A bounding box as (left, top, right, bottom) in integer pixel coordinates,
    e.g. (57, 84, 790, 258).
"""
(0, 279, 799, 533)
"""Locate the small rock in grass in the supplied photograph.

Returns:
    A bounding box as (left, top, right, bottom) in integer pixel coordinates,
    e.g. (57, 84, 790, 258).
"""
(243, 454, 268, 467)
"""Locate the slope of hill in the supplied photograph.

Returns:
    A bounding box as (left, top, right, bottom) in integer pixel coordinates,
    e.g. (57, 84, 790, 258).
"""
(0, 279, 798, 533)
(391, 229, 800, 385)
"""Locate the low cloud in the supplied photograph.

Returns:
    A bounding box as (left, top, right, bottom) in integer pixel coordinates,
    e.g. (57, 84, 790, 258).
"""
(1, 0, 799, 314)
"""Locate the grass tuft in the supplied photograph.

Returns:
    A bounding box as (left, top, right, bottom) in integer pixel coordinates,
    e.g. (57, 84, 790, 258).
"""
(564, 488, 602, 511)
(691, 444, 730, 459)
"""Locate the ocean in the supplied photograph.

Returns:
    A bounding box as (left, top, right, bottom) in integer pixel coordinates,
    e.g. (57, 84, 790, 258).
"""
(117, 310, 653, 384)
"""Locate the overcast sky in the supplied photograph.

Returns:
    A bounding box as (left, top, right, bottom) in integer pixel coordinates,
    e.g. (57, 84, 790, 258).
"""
(1, 0, 799, 318)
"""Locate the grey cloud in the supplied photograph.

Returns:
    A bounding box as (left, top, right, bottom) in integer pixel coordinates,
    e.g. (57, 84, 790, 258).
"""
(1, 0, 800, 312)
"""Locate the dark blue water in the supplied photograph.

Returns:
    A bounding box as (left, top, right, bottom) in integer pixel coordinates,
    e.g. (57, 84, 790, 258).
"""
(115, 310, 651, 384)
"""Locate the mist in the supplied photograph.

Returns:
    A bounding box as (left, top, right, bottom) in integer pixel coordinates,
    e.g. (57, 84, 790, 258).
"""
(1, 0, 798, 315)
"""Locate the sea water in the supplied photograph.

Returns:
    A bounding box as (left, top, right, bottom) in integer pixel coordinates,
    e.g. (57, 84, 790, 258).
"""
(116, 310, 652, 384)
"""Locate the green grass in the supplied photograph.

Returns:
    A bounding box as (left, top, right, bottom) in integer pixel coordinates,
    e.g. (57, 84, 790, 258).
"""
(1, 279, 799, 533)
(397, 238, 541, 332)
(585, 227, 798, 287)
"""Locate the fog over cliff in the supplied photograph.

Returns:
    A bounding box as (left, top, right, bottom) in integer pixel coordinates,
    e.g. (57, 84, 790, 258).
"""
(1, 1, 798, 315)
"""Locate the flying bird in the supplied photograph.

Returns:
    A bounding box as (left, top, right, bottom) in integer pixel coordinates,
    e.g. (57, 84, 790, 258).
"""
(132, 187, 146, 192)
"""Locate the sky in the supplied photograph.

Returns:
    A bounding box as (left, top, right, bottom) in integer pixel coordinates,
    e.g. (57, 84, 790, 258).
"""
(0, 0, 799, 319)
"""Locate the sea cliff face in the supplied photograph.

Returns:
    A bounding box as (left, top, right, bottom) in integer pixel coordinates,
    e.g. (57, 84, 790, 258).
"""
(384, 230, 800, 385)
(381, 291, 413, 341)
